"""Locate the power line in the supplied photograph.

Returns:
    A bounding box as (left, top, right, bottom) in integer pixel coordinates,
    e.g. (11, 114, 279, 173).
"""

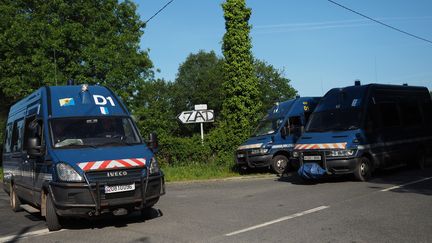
(327, 0, 432, 45)
(144, 0, 174, 24)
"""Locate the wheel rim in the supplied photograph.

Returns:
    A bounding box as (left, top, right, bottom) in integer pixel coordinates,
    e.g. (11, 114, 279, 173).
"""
(360, 162, 367, 176)
(276, 159, 287, 172)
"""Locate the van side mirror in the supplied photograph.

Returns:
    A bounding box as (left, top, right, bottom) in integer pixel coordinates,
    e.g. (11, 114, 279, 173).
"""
(147, 132, 159, 153)
(27, 137, 44, 157)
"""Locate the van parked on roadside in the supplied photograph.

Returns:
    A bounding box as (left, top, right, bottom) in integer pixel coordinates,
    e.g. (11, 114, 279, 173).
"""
(294, 81, 432, 181)
(2, 84, 165, 231)
(236, 97, 320, 174)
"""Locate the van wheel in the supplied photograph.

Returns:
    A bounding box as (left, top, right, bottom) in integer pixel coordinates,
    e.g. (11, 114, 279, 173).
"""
(271, 155, 288, 175)
(46, 193, 62, 231)
(10, 184, 22, 212)
(354, 157, 372, 182)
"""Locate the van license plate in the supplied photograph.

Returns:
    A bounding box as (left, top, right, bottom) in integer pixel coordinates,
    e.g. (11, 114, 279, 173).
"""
(303, 155, 321, 161)
(105, 183, 135, 194)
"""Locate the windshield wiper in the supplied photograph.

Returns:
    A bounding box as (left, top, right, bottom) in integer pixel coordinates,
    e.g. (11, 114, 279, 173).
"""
(98, 140, 134, 147)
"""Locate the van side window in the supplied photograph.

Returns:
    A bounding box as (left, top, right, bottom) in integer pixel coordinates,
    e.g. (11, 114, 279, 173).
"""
(400, 101, 422, 126)
(23, 116, 43, 150)
(11, 119, 25, 152)
(379, 103, 400, 127)
(4, 123, 13, 153)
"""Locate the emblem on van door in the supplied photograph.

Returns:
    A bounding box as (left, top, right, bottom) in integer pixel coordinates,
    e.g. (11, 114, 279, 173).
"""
(107, 171, 128, 177)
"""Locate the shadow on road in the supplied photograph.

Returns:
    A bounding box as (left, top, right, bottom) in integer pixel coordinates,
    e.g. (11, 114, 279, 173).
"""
(61, 208, 163, 230)
(276, 166, 432, 195)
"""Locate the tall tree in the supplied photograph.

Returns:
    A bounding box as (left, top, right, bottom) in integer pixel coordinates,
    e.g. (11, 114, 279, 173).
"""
(0, 0, 152, 109)
(172, 50, 224, 135)
(255, 59, 297, 111)
(220, 0, 261, 147)
(173, 50, 224, 115)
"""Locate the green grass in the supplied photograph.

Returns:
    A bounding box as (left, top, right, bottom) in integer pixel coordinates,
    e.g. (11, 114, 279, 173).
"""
(161, 163, 242, 182)
(0, 167, 3, 182)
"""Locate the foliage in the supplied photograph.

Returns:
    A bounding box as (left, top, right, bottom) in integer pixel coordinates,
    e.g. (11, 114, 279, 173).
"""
(0, 0, 152, 110)
(157, 135, 212, 166)
(220, 0, 262, 150)
(172, 50, 224, 117)
(171, 50, 224, 136)
(132, 79, 178, 139)
(255, 59, 297, 111)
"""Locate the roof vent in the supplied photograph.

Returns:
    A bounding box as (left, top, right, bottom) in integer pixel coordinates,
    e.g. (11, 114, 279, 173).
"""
(403, 83, 408, 86)
(354, 80, 361, 86)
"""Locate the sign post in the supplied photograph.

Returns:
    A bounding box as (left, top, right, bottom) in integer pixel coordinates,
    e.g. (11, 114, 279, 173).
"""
(177, 104, 214, 144)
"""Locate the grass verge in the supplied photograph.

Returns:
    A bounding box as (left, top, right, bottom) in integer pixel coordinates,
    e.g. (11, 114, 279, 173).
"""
(161, 163, 242, 182)
(0, 167, 2, 182)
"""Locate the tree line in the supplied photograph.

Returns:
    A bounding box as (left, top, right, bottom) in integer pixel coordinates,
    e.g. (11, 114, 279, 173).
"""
(0, 0, 297, 168)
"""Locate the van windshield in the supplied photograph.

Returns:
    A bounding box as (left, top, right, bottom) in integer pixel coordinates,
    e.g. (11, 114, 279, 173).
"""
(50, 117, 141, 148)
(253, 118, 284, 137)
(306, 108, 362, 132)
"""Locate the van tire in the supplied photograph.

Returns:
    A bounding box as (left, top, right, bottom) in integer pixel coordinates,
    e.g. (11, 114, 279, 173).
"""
(46, 193, 62, 231)
(354, 157, 372, 182)
(10, 184, 22, 212)
(271, 155, 288, 175)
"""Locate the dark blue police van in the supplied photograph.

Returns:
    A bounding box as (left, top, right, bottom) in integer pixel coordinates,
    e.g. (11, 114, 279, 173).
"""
(294, 81, 432, 181)
(236, 97, 320, 174)
(2, 84, 165, 231)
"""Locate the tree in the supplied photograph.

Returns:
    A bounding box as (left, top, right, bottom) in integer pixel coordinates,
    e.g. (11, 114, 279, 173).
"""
(133, 79, 177, 139)
(172, 50, 224, 135)
(219, 0, 261, 149)
(255, 59, 297, 111)
(173, 50, 224, 115)
(0, 0, 152, 110)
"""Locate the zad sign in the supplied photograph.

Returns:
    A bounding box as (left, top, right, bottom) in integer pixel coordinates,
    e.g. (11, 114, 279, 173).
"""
(177, 110, 214, 124)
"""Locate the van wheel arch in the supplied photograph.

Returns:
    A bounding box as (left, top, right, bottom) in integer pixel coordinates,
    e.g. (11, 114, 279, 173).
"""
(361, 152, 376, 172)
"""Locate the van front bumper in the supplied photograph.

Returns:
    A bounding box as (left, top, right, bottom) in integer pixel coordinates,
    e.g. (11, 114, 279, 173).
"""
(236, 152, 273, 168)
(325, 158, 358, 174)
(49, 174, 165, 217)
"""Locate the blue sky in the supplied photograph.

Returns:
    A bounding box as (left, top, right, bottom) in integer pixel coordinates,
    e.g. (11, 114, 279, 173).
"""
(137, 0, 432, 96)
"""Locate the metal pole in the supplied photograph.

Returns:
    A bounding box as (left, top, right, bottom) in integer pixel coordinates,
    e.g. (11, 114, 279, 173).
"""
(200, 122, 204, 144)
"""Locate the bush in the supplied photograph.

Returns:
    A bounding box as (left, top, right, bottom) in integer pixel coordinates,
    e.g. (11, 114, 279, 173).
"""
(157, 135, 212, 166)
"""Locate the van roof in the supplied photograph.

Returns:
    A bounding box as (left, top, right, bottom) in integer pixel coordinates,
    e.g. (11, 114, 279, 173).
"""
(8, 85, 129, 120)
(48, 85, 128, 118)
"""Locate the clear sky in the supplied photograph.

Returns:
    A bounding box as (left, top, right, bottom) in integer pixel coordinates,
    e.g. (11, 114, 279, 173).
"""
(137, 0, 432, 96)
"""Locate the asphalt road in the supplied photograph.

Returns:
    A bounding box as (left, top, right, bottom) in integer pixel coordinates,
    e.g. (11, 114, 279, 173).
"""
(1, 167, 431, 243)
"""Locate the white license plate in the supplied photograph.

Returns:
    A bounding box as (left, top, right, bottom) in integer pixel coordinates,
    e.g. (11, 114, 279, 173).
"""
(105, 183, 135, 194)
(304, 155, 321, 161)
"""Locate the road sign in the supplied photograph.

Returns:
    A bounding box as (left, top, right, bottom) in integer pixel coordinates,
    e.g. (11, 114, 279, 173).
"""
(177, 110, 214, 124)
(194, 104, 207, 110)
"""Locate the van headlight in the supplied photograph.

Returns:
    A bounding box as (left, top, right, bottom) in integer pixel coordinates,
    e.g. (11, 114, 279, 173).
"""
(56, 163, 84, 182)
(327, 149, 356, 157)
(149, 157, 160, 174)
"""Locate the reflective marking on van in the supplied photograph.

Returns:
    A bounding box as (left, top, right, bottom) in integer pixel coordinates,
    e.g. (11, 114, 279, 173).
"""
(77, 158, 146, 172)
(237, 143, 263, 150)
(294, 143, 347, 150)
(271, 144, 294, 149)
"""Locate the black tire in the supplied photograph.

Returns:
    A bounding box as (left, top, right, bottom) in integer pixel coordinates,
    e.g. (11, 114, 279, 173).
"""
(46, 193, 62, 231)
(354, 157, 372, 182)
(10, 184, 22, 212)
(271, 155, 289, 175)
